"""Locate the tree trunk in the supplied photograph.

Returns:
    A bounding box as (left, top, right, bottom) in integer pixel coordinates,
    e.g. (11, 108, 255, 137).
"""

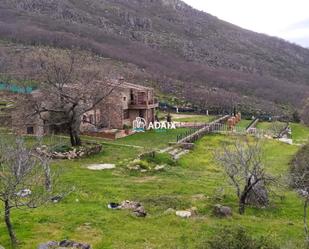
(69, 116, 82, 147)
(69, 127, 76, 147)
(4, 200, 18, 248)
(73, 130, 81, 146)
(69, 127, 81, 146)
(43, 160, 52, 192)
(239, 188, 249, 215)
(239, 196, 246, 215)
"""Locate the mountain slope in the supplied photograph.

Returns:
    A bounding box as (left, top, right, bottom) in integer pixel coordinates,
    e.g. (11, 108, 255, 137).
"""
(0, 0, 309, 114)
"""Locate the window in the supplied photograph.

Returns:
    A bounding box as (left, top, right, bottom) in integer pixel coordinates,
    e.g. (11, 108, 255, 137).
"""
(123, 96, 127, 101)
(27, 127, 34, 135)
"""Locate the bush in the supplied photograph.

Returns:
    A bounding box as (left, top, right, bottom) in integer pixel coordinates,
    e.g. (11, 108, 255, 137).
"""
(52, 144, 72, 153)
(141, 152, 175, 166)
(202, 226, 279, 249)
(290, 143, 309, 188)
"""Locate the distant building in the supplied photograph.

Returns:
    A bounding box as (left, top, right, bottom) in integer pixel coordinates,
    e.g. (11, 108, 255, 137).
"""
(7, 80, 158, 138)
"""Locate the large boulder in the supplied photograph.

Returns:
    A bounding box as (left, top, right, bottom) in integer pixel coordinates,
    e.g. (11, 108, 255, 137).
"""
(133, 206, 147, 217)
(176, 210, 192, 218)
(213, 204, 232, 218)
(246, 180, 269, 207)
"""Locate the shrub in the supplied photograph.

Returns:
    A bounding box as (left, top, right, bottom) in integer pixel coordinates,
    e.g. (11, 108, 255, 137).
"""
(52, 144, 72, 153)
(201, 226, 279, 249)
(141, 152, 175, 166)
(290, 143, 309, 188)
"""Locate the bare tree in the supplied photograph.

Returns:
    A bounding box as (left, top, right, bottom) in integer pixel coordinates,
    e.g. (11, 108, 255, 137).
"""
(215, 139, 274, 214)
(0, 136, 58, 248)
(290, 144, 309, 247)
(270, 121, 287, 138)
(31, 49, 118, 146)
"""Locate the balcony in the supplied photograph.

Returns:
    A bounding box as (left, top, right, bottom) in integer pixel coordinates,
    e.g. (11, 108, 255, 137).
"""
(128, 98, 159, 109)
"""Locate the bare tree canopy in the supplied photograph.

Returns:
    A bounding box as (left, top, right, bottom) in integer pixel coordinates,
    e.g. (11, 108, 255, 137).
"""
(215, 138, 274, 214)
(0, 136, 58, 248)
(30, 49, 118, 146)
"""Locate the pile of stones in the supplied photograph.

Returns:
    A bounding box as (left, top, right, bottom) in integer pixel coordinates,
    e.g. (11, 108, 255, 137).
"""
(108, 200, 147, 217)
(127, 159, 166, 173)
(38, 240, 91, 249)
(35, 143, 102, 160)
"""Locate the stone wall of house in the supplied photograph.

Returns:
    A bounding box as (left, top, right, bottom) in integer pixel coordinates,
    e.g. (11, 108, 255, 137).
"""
(0, 115, 11, 127)
(11, 98, 45, 136)
(99, 91, 124, 129)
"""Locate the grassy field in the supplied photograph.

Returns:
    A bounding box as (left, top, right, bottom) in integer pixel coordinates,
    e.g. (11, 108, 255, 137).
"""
(112, 128, 189, 150)
(236, 119, 252, 129)
(256, 122, 309, 144)
(290, 123, 309, 144)
(167, 113, 216, 123)
(0, 128, 308, 248)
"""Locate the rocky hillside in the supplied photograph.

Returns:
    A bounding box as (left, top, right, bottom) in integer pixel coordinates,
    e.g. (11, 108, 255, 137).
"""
(0, 0, 309, 114)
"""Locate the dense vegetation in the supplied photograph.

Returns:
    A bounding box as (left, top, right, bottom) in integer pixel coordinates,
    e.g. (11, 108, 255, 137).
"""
(0, 0, 308, 114)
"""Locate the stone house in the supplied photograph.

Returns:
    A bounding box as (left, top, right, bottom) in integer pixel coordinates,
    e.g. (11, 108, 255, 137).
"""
(81, 81, 158, 132)
(10, 80, 158, 137)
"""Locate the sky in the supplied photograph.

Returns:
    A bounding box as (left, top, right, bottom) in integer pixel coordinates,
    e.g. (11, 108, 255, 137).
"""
(182, 0, 309, 48)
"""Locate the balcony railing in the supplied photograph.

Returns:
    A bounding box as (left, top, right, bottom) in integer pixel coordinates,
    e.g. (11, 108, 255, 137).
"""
(129, 98, 159, 109)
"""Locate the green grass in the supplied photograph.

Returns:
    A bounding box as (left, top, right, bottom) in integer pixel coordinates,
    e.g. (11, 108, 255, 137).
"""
(236, 119, 252, 129)
(111, 128, 189, 150)
(290, 123, 309, 144)
(173, 115, 216, 123)
(256, 122, 309, 144)
(0, 131, 308, 248)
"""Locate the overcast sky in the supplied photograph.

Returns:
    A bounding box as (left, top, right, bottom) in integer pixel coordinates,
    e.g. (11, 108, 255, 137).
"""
(182, 0, 309, 48)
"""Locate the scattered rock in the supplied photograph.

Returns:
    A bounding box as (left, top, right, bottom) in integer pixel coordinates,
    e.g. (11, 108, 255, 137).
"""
(51, 195, 63, 203)
(111, 200, 147, 218)
(128, 165, 141, 170)
(246, 179, 269, 207)
(188, 207, 198, 217)
(176, 210, 192, 218)
(164, 208, 175, 214)
(213, 204, 232, 218)
(37, 241, 58, 249)
(16, 189, 31, 198)
(120, 200, 141, 210)
(278, 138, 293, 145)
(180, 143, 195, 150)
(59, 240, 91, 249)
(140, 169, 148, 173)
(35, 143, 102, 160)
(154, 165, 166, 171)
(87, 164, 115, 170)
(133, 206, 147, 217)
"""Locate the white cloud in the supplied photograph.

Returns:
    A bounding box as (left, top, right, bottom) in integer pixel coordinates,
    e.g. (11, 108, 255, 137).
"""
(182, 0, 309, 47)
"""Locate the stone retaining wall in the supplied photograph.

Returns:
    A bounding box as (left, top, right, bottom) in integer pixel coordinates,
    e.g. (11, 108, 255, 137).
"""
(177, 115, 230, 144)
